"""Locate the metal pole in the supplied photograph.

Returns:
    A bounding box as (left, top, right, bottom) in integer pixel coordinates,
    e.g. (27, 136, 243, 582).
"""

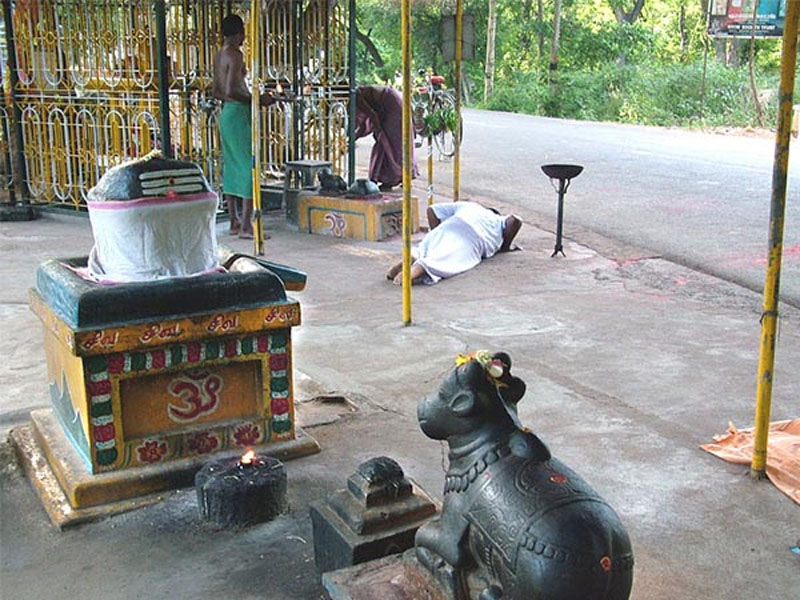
(296, 0, 304, 159)
(251, 0, 265, 255)
(750, 0, 799, 480)
(401, 0, 411, 325)
(347, 0, 356, 184)
(427, 71, 434, 206)
(3, 0, 29, 204)
(155, 0, 172, 158)
(0, 56, 12, 204)
(181, 0, 191, 156)
(453, 0, 462, 201)
(427, 136, 433, 206)
(554, 181, 565, 255)
(322, 3, 330, 161)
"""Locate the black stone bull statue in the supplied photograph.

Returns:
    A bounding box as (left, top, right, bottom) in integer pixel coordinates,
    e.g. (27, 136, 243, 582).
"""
(415, 351, 633, 600)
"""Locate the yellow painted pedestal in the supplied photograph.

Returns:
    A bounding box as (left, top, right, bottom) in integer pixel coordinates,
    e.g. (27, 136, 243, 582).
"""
(297, 194, 419, 241)
(19, 258, 319, 522)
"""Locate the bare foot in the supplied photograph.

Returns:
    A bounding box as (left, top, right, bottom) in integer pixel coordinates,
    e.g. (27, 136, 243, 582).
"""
(393, 272, 424, 286)
(238, 231, 254, 240)
(386, 262, 402, 281)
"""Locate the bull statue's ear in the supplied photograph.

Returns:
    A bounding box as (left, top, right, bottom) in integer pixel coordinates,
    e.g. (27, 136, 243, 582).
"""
(450, 390, 475, 416)
(490, 352, 526, 406)
(502, 378, 526, 406)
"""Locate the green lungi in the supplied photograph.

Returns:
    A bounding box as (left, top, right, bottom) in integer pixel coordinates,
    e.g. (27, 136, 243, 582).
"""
(219, 101, 252, 199)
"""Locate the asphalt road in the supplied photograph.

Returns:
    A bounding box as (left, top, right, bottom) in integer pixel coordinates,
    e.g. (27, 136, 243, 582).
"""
(425, 108, 800, 307)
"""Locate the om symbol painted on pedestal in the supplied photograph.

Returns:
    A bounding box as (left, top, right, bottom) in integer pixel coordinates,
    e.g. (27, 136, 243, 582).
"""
(324, 212, 347, 237)
(166, 369, 223, 423)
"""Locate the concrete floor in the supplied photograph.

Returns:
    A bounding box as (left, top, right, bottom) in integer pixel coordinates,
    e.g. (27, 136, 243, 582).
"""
(1, 188, 799, 599)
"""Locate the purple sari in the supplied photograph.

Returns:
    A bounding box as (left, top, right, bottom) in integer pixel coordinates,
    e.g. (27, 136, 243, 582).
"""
(356, 86, 418, 187)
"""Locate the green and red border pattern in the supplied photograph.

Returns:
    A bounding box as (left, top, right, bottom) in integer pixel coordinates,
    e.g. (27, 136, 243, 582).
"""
(83, 330, 292, 473)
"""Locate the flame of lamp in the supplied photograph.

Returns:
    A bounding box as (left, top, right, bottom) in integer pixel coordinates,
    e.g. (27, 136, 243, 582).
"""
(240, 448, 256, 466)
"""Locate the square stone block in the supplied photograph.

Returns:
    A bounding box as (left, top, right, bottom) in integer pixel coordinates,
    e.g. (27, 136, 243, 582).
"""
(310, 482, 435, 573)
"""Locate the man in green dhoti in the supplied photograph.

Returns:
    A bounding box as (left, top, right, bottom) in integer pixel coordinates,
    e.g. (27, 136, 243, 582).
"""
(212, 14, 277, 238)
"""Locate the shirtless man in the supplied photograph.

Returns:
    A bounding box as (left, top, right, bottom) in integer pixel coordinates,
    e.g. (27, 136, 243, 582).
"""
(212, 14, 277, 238)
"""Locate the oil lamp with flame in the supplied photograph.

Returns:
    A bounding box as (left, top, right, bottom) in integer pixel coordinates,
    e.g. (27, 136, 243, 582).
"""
(196, 448, 288, 527)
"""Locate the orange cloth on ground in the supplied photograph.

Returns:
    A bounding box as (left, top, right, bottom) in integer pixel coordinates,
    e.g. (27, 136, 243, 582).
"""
(700, 418, 800, 505)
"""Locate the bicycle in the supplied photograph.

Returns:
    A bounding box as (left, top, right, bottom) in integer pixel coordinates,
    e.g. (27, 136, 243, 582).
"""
(411, 69, 462, 159)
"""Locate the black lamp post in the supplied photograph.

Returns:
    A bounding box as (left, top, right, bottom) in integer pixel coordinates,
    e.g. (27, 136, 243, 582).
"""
(541, 164, 583, 257)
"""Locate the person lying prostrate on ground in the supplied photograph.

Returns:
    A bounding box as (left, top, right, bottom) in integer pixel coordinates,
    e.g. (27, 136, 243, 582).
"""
(386, 201, 522, 285)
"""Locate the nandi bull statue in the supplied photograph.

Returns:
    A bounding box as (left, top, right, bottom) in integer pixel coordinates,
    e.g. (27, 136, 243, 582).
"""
(415, 351, 633, 600)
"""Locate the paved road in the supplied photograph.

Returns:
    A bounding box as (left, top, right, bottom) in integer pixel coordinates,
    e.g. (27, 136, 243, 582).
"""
(424, 109, 800, 307)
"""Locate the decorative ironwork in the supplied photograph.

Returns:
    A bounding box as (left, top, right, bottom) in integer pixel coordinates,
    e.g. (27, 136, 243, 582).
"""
(2, 0, 351, 208)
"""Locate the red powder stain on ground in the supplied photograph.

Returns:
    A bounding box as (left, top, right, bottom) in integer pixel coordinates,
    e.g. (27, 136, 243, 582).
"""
(673, 276, 688, 286)
(783, 245, 800, 259)
(616, 258, 643, 267)
(723, 245, 800, 267)
(753, 245, 800, 265)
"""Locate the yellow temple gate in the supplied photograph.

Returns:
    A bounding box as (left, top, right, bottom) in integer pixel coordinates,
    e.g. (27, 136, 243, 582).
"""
(0, 0, 352, 209)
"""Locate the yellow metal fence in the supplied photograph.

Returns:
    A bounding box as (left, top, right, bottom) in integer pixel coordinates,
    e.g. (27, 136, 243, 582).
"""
(1, 0, 351, 209)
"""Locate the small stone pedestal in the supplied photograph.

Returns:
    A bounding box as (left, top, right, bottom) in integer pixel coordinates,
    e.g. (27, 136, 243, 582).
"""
(310, 457, 437, 573)
(295, 194, 419, 240)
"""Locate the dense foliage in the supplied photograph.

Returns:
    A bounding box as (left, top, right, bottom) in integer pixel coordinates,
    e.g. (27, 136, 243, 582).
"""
(354, 0, 796, 130)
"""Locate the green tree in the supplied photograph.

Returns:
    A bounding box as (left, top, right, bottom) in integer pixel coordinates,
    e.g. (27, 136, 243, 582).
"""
(353, 0, 789, 130)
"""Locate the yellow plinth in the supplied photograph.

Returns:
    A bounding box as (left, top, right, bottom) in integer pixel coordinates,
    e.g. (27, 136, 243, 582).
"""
(30, 290, 304, 476)
(297, 194, 419, 241)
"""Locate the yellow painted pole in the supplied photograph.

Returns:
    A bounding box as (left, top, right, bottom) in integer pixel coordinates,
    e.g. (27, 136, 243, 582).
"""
(426, 71, 433, 206)
(251, 0, 265, 255)
(427, 134, 433, 206)
(750, 0, 799, 480)
(401, 0, 412, 325)
(453, 0, 462, 201)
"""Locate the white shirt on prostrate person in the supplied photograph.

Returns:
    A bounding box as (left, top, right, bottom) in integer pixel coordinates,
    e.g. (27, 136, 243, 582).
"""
(412, 201, 507, 284)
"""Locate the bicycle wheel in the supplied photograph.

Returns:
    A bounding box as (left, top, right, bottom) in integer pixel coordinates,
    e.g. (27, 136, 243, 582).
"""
(412, 98, 427, 137)
(431, 92, 462, 158)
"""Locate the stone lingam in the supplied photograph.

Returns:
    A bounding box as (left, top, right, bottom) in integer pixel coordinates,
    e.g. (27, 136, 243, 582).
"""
(322, 351, 633, 600)
(12, 152, 317, 529)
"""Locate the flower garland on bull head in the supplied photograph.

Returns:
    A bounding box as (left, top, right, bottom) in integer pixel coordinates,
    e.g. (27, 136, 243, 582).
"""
(453, 351, 551, 465)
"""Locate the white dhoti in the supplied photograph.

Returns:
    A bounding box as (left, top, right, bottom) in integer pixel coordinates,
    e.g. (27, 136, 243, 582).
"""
(413, 202, 506, 284)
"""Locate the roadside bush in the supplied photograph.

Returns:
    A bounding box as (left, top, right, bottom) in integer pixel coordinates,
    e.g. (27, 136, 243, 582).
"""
(547, 65, 630, 121)
(482, 72, 548, 114)
(488, 61, 783, 129)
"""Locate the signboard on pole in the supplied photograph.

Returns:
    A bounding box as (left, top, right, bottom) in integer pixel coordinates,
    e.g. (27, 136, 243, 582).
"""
(708, 0, 787, 38)
(442, 14, 475, 61)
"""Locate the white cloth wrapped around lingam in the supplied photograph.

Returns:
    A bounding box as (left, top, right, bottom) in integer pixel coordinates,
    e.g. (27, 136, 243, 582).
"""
(85, 152, 219, 283)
